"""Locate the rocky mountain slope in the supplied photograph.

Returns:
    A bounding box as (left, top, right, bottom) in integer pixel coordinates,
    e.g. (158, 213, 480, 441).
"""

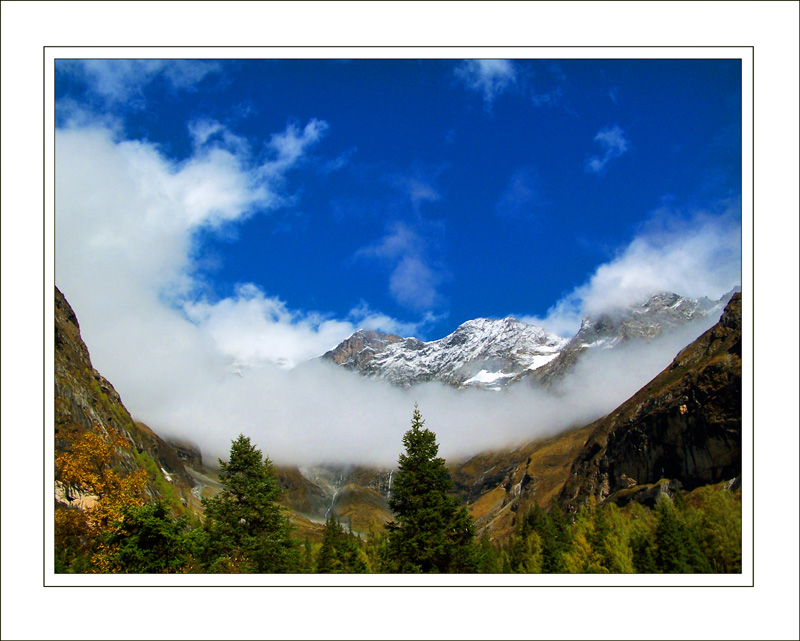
(277, 465, 394, 535)
(55, 287, 197, 512)
(558, 292, 742, 512)
(323, 291, 734, 391)
(445, 293, 742, 538)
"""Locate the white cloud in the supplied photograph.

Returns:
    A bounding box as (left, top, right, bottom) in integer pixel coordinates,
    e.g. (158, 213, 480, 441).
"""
(455, 59, 517, 106)
(346, 302, 439, 338)
(586, 124, 629, 174)
(183, 284, 356, 369)
(523, 205, 742, 335)
(356, 221, 446, 312)
(55, 117, 336, 374)
(99, 313, 719, 469)
(59, 59, 222, 108)
(261, 119, 330, 180)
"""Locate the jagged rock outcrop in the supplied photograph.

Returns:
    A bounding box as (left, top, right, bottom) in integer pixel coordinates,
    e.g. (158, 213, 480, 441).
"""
(558, 293, 742, 513)
(55, 286, 195, 509)
(322, 329, 405, 369)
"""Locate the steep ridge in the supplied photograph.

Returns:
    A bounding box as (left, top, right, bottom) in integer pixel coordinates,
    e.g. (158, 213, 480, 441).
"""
(55, 287, 196, 511)
(558, 292, 742, 512)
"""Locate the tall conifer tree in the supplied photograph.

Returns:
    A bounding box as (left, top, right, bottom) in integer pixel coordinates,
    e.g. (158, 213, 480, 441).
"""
(201, 434, 296, 572)
(384, 405, 476, 572)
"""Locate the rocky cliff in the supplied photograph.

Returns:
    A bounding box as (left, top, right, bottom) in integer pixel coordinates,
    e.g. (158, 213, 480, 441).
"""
(558, 293, 742, 512)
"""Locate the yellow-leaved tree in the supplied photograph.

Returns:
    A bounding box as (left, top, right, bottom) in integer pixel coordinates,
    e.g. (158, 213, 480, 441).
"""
(55, 424, 147, 572)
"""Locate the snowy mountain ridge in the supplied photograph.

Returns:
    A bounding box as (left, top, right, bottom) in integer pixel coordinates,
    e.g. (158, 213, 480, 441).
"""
(322, 290, 737, 391)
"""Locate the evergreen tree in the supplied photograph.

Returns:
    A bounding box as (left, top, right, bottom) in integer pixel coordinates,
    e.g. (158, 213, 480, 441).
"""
(522, 501, 571, 573)
(317, 515, 343, 573)
(653, 497, 710, 573)
(316, 515, 368, 573)
(201, 434, 297, 573)
(563, 500, 606, 573)
(97, 501, 193, 573)
(301, 536, 315, 573)
(691, 487, 742, 573)
(475, 533, 503, 573)
(383, 405, 477, 573)
(593, 503, 635, 573)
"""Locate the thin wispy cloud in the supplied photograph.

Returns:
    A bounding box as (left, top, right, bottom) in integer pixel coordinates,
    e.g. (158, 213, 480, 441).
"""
(530, 62, 567, 107)
(454, 59, 517, 107)
(356, 221, 447, 312)
(586, 124, 630, 174)
(261, 119, 330, 179)
(58, 60, 222, 108)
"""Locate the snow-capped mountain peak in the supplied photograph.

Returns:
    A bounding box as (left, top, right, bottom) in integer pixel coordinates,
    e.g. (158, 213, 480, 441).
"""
(322, 316, 568, 389)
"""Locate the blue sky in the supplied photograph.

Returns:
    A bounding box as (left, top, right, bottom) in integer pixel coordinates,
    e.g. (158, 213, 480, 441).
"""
(55, 58, 742, 354)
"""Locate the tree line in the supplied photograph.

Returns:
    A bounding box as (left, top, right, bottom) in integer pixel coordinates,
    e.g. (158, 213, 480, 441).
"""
(55, 406, 741, 574)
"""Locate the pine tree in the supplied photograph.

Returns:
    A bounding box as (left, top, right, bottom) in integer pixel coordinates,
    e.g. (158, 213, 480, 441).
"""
(652, 496, 710, 573)
(383, 405, 476, 573)
(97, 501, 193, 573)
(201, 434, 297, 573)
(316, 515, 368, 573)
(317, 515, 345, 573)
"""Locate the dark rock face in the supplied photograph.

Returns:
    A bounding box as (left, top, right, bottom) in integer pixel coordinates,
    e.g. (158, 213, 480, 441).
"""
(55, 287, 195, 506)
(559, 293, 742, 513)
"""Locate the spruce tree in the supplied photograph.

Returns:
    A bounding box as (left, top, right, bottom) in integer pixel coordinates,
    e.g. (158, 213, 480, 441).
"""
(383, 405, 476, 573)
(201, 434, 296, 572)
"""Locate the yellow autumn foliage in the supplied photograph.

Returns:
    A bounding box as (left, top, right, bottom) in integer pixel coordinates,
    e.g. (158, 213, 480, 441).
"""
(55, 424, 147, 571)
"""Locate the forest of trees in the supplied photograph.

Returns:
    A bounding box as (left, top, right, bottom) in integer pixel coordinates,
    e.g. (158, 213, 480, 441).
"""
(54, 408, 741, 574)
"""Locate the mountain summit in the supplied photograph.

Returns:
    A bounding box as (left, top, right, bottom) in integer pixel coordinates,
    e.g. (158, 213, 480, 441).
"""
(322, 316, 568, 390)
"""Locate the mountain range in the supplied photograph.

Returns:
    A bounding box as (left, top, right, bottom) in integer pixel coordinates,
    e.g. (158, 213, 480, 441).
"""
(54, 286, 742, 542)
